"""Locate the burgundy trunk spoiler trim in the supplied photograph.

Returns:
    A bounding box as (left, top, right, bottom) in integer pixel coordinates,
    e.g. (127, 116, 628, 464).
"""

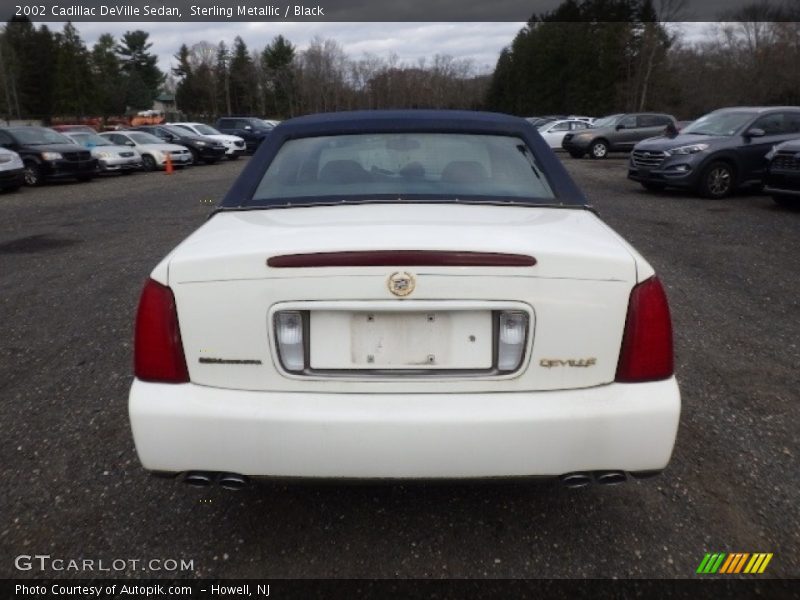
(267, 251, 536, 268)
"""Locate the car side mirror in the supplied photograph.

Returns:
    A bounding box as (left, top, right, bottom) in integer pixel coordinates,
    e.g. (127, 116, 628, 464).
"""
(125, 141, 135, 146)
(243, 125, 252, 131)
(616, 124, 625, 130)
(745, 128, 765, 138)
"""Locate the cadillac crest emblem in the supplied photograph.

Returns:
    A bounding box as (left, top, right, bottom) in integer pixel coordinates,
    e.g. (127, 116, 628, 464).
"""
(388, 271, 415, 297)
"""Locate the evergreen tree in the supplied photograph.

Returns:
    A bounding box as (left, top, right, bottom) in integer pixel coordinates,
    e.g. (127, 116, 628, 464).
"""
(229, 36, 256, 114)
(215, 41, 230, 115)
(484, 0, 670, 116)
(52, 22, 94, 117)
(261, 35, 296, 118)
(3, 17, 56, 120)
(91, 34, 124, 118)
(116, 30, 164, 110)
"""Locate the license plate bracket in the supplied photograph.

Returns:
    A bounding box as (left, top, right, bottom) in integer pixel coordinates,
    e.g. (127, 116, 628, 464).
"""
(309, 310, 493, 370)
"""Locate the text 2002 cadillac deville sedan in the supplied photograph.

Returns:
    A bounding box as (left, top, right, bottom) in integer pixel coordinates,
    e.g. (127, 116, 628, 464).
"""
(130, 111, 680, 490)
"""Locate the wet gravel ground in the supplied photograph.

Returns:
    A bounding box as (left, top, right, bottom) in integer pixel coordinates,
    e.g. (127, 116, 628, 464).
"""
(0, 155, 797, 579)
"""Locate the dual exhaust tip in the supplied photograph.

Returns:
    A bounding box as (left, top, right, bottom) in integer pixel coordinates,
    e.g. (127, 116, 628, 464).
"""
(183, 471, 249, 491)
(560, 471, 627, 488)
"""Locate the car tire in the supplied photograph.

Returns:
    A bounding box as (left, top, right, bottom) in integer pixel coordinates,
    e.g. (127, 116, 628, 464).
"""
(2, 184, 21, 193)
(23, 162, 43, 186)
(120, 170, 133, 175)
(698, 161, 735, 198)
(568, 150, 584, 159)
(641, 182, 665, 192)
(203, 158, 219, 165)
(589, 140, 609, 159)
(227, 154, 240, 161)
(142, 155, 157, 171)
(772, 194, 798, 210)
(77, 175, 93, 183)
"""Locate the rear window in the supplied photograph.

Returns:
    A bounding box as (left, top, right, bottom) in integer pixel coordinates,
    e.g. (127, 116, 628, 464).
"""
(249, 133, 555, 206)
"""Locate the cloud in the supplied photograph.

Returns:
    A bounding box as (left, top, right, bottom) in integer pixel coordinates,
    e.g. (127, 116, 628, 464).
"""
(58, 21, 524, 74)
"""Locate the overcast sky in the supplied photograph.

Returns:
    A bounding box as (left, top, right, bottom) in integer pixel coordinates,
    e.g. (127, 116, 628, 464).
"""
(58, 22, 521, 75)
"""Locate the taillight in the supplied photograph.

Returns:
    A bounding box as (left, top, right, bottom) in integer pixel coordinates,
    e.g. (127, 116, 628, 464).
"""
(134, 278, 189, 383)
(615, 276, 674, 383)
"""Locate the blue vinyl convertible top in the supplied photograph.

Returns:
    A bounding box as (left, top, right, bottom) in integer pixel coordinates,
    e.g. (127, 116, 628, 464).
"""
(220, 109, 588, 208)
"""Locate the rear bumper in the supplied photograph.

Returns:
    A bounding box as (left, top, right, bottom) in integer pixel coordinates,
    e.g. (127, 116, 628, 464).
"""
(129, 377, 681, 478)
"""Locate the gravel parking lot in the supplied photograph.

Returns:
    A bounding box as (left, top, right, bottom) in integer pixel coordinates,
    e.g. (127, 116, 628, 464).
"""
(1, 156, 797, 579)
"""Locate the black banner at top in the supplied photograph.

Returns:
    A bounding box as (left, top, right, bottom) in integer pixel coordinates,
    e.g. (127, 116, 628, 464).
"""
(6, 0, 800, 22)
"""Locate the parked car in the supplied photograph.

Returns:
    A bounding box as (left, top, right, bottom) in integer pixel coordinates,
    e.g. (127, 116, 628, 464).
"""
(129, 110, 680, 488)
(51, 124, 97, 134)
(628, 107, 800, 198)
(567, 115, 595, 124)
(526, 116, 564, 128)
(63, 131, 143, 175)
(764, 138, 800, 208)
(563, 113, 677, 159)
(134, 125, 226, 165)
(215, 117, 275, 153)
(0, 146, 24, 192)
(170, 122, 246, 160)
(537, 119, 592, 149)
(0, 126, 97, 186)
(99, 130, 192, 171)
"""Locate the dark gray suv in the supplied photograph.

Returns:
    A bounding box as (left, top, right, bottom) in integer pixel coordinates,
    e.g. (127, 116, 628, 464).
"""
(562, 113, 676, 159)
(628, 106, 800, 198)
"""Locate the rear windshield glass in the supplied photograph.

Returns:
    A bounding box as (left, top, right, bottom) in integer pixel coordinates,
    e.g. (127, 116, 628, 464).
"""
(249, 133, 555, 206)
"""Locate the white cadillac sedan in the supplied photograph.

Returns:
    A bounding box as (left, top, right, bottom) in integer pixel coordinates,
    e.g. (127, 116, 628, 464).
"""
(130, 110, 680, 490)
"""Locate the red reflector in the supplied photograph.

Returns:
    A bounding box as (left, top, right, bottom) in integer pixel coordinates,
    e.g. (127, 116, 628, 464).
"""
(615, 276, 674, 383)
(134, 279, 189, 383)
(267, 250, 536, 268)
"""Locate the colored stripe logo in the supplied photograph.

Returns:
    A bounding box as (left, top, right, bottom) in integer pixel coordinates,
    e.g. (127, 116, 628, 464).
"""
(696, 553, 773, 574)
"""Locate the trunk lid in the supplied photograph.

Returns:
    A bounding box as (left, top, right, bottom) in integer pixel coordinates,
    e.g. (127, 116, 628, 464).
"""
(162, 204, 642, 393)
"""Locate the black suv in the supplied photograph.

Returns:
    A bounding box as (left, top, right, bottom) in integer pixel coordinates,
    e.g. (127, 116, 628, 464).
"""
(215, 117, 275, 153)
(629, 106, 800, 198)
(562, 113, 676, 159)
(0, 126, 97, 186)
(134, 125, 226, 164)
(764, 138, 800, 208)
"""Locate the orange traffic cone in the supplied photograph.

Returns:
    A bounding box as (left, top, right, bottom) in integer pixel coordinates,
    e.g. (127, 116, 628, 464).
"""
(165, 153, 174, 175)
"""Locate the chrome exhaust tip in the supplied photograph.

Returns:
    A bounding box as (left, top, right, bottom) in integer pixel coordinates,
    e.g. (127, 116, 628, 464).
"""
(183, 471, 214, 487)
(560, 472, 592, 489)
(218, 473, 249, 491)
(596, 471, 627, 485)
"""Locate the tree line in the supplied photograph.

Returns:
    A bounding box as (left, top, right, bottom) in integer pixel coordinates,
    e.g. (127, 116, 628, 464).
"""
(0, 18, 488, 123)
(0, 18, 163, 121)
(485, 0, 800, 119)
(3, 1, 800, 124)
(172, 35, 488, 119)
